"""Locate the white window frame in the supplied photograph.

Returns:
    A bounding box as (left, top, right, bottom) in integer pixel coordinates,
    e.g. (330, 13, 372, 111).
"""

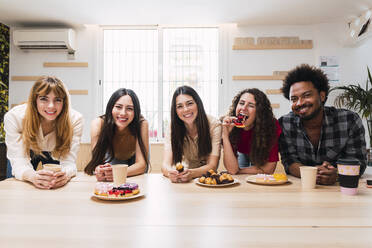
(98, 25, 221, 142)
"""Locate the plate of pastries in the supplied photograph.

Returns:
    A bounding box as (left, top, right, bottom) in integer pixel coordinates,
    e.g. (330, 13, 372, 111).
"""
(195, 169, 239, 187)
(93, 182, 144, 201)
(245, 173, 288, 185)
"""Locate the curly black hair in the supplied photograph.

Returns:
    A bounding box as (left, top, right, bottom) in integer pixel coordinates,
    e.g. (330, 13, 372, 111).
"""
(225, 88, 277, 167)
(282, 64, 330, 103)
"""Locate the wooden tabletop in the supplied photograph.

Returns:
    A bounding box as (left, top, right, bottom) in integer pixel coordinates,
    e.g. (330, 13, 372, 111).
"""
(1, 169, 372, 248)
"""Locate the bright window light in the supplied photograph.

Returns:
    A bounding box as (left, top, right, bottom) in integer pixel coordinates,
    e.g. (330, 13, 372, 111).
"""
(103, 27, 219, 142)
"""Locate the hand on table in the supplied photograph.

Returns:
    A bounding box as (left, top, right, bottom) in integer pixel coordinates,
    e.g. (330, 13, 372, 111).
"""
(29, 170, 55, 189)
(178, 169, 193, 182)
(50, 171, 69, 189)
(168, 169, 179, 183)
(316, 161, 337, 185)
(168, 168, 193, 183)
(95, 163, 113, 182)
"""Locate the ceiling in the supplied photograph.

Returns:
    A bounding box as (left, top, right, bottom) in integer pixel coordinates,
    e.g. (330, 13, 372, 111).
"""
(0, 0, 372, 28)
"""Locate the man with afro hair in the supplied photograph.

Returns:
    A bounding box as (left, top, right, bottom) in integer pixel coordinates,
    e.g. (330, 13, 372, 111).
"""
(279, 64, 366, 185)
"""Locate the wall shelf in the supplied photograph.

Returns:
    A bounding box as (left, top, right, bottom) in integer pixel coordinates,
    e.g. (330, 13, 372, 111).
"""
(43, 62, 89, 67)
(271, 104, 280, 109)
(233, 75, 285, 80)
(266, 89, 282, 95)
(69, 90, 88, 95)
(233, 43, 313, 50)
(11, 76, 41, 81)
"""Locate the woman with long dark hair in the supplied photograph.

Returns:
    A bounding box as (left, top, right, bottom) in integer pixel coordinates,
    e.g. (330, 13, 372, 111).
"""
(221, 88, 281, 174)
(161, 85, 221, 183)
(84, 88, 149, 180)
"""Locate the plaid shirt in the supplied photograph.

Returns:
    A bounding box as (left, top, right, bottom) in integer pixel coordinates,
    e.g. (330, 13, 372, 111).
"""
(279, 107, 367, 175)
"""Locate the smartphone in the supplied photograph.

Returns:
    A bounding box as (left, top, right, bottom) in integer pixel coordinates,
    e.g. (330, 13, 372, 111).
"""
(367, 180, 372, 188)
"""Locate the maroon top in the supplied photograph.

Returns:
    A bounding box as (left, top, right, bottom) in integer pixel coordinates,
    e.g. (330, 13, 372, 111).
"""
(236, 120, 282, 162)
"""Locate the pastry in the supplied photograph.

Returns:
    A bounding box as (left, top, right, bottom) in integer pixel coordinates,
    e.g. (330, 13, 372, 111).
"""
(176, 162, 184, 172)
(199, 176, 206, 183)
(198, 171, 235, 185)
(255, 174, 275, 183)
(94, 182, 113, 196)
(205, 177, 213, 184)
(206, 169, 215, 177)
(232, 113, 247, 128)
(255, 173, 287, 183)
(273, 173, 288, 181)
(94, 182, 140, 197)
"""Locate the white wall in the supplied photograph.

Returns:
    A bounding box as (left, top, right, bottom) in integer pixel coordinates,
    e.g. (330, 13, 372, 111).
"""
(9, 22, 372, 146)
(9, 25, 100, 142)
(220, 22, 372, 146)
(220, 24, 315, 118)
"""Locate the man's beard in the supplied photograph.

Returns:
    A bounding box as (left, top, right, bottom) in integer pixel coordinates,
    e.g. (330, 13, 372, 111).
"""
(295, 103, 323, 121)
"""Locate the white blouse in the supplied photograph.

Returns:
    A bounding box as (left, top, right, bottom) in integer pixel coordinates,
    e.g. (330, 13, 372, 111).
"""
(4, 104, 84, 180)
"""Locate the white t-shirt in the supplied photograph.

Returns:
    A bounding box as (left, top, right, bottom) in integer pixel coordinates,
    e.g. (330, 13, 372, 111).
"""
(4, 104, 84, 180)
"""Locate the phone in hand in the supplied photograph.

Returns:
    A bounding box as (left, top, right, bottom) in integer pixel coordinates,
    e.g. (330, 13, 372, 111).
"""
(367, 180, 372, 188)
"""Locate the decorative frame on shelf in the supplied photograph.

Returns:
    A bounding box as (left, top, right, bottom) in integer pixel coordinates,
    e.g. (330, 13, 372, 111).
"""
(233, 36, 313, 50)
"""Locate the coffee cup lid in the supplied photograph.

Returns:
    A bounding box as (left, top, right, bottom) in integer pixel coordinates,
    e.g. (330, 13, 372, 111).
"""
(336, 158, 360, 165)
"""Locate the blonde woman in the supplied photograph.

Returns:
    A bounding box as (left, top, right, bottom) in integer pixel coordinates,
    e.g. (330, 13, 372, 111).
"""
(4, 76, 83, 189)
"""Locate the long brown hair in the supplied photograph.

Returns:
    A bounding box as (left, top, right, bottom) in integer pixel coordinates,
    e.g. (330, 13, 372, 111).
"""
(227, 88, 276, 166)
(170, 85, 211, 165)
(22, 76, 72, 158)
(84, 88, 149, 175)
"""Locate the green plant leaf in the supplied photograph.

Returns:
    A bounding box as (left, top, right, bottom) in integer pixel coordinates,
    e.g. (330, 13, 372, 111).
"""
(331, 66, 372, 146)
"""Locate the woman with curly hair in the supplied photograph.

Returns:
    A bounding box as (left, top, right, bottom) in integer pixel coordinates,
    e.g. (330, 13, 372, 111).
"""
(5, 76, 83, 189)
(221, 88, 281, 174)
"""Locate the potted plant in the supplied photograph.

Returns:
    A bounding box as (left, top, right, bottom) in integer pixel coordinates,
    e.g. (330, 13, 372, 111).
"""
(330, 66, 372, 166)
(0, 81, 8, 139)
(0, 81, 8, 179)
(0, 23, 9, 179)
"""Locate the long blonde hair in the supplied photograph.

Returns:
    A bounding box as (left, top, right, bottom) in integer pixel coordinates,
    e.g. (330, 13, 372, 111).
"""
(22, 76, 73, 158)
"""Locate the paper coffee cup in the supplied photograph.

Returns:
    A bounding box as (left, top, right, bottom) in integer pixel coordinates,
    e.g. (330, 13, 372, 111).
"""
(112, 164, 128, 186)
(43, 163, 62, 172)
(337, 158, 360, 195)
(300, 166, 317, 190)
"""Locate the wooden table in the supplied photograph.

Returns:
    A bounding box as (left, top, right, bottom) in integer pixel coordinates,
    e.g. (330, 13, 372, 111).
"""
(1, 169, 372, 248)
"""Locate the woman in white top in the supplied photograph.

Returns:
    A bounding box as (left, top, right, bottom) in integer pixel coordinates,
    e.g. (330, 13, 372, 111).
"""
(4, 76, 83, 189)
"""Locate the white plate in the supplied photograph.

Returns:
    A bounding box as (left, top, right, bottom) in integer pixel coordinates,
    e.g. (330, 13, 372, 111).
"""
(92, 192, 145, 201)
(245, 175, 289, 185)
(194, 178, 240, 187)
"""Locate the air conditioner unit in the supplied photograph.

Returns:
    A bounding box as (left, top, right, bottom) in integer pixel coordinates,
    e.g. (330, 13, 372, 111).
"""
(342, 10, 372, 47)
(13, 28, 76, 53)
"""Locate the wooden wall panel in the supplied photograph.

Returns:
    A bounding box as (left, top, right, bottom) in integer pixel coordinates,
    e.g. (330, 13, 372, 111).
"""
(43, 62, 88, 67)
(11, 76, 41, 81)
(233, 75, 285, 80)
(266, 89, 282, 95)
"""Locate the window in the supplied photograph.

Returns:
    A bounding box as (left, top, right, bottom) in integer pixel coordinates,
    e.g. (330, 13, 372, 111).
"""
(103, 27, 218, 141)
